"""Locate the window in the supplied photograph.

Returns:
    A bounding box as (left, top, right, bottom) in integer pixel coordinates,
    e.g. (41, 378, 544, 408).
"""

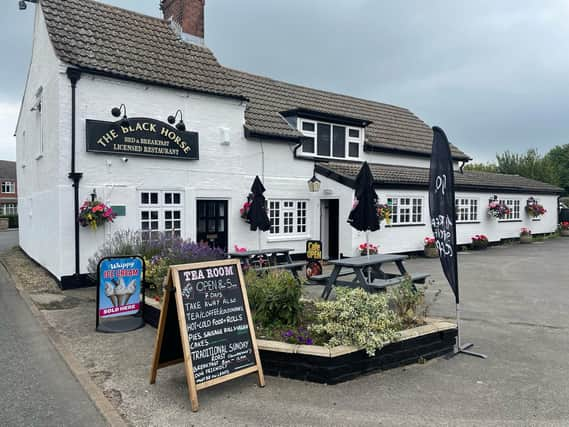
(386, 197, 423, 225)
(269, 200, 308, 236)
(500, 199, 521, 221)
(299, 119, 362, 159)
(1, 204, 17, 215)
(139, 190, 183, 241)
(455, 198, 478, 222)
(1, 182, 15, 193)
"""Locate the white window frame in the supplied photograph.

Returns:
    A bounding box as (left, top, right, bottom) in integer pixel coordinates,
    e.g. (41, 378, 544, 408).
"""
(298, 118, 363, 160)
(499, 198, 521, 221)
(138, 190, 184, 241)
(385, 196, 424, 226)
(268, 199, 309, 239)
(455, 197, 479, 223)
(1, 181, 15, 194)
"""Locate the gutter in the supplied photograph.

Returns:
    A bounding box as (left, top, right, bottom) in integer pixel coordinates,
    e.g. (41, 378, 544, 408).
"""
(66, 68, 82, 281)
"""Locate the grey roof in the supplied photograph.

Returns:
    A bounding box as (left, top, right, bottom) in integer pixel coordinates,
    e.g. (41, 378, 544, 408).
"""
(0, 161, 16, 181)
(41, 0, 243, 99)
(227, 69, 470, 160)
(316, 161, 563, 195)
(40, 0, 470, 161)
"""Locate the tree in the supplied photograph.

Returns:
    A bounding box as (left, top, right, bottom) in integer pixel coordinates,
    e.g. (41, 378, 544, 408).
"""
(464, 162, 498, 173)
(465, 149, 563, 193)
(495, 149, 560, 186)
(545, 144, 569, 195)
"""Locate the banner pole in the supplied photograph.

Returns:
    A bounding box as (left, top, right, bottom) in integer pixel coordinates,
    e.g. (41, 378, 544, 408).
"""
(454, 302, 486, 358)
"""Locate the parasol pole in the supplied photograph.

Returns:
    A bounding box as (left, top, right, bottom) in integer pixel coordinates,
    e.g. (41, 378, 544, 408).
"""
(366, 230, 371, 284)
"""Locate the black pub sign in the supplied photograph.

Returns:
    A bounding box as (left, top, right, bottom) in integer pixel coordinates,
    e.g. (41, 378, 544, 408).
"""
(86, 118, 199, 160)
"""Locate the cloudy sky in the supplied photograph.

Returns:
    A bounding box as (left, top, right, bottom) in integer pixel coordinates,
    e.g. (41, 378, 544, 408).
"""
(1, 0, 568, 162)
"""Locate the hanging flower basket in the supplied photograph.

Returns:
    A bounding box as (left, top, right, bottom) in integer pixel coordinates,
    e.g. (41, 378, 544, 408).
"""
(78, 200, 116, 230)
(240, 193, 253, 222)
(525, 198, 546, 218)
(376, 203, 391, 224)
(487, 199, 510, 219)
(471, 234, 488, 250)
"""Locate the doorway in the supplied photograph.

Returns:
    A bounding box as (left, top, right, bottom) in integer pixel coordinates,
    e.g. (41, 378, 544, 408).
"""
(196, 200, 228, 251)
(320, 199, 339, 260)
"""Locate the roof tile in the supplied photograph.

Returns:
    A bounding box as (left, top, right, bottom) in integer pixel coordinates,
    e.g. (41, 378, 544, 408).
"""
(316, 161, 563, 194)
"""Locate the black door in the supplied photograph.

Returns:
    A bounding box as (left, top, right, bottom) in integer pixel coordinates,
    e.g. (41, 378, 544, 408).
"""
(328, 199, 339, 259)
(197, 200, 228, 251)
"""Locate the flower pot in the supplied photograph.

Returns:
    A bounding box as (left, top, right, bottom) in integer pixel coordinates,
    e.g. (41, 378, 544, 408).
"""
(424, 247, 438, 258)
(561, 229, 569, 237)
(471, 242, 488, 250)
(520, 235, 532, 244)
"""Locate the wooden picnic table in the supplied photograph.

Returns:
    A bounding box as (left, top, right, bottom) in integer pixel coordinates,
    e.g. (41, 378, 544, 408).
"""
(228, 248, 304, 280)
(312, 254, 429, 300)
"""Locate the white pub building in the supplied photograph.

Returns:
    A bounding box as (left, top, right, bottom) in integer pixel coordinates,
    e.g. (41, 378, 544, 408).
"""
(16, 0, 562, 287)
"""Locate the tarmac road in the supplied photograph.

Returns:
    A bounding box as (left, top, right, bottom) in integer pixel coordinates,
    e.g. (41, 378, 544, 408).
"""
(0, 238, 106, 426)
(0, 229, 18, 251)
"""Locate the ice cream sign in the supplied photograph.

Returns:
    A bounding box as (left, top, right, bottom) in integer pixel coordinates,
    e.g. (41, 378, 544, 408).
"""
(96, 256, 145, 333)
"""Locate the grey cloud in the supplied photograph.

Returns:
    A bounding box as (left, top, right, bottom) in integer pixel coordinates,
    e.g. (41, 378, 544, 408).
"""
(2, 0, 569, 162)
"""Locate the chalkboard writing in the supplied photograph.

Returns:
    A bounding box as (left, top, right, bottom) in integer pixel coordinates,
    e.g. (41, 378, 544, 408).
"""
(150, 259, 264, 412)
(178, 263, 255, 384)
(428, 127, 459, 303)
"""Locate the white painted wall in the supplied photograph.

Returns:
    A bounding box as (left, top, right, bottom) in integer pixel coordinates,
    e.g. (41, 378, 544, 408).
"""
(15, 5, 64, 277)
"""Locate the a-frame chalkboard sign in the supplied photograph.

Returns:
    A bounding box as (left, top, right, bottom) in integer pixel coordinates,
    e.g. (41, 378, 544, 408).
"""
(150, 259, 265, 412)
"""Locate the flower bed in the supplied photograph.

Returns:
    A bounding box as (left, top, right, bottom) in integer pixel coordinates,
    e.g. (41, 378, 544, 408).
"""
(257, 320, 456, 384)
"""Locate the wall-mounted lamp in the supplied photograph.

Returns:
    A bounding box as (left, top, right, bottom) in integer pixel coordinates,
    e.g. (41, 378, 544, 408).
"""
(307, 171, 321, 192)
(111, 104, 129, 127)
(168, 109, 186, 131)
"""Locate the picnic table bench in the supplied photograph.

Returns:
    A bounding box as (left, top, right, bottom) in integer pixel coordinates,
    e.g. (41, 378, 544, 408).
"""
(228, 248, 303, 281)
(308, 254, 429, 299)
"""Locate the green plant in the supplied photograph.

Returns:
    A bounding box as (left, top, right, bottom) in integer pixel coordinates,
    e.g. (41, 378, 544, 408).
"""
(87, 230, 160, 278)
(245, 269, 303, 328)
(311, 288, 399, 356)
(389, 277, 428, 328)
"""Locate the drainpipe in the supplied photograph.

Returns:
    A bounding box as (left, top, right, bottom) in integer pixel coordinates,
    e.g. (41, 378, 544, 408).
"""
(66, 68, 82, 279)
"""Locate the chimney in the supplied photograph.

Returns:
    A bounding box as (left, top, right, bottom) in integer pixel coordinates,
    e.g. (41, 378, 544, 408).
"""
(161, 0, 205, 45)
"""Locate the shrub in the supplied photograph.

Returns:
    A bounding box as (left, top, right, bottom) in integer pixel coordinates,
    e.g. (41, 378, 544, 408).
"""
(389, 277, 428, 328)
(145, 240, 225, 291)
(245, 269, 303, 328)
(87, 230, 225, 286)
(311, 288, 399, 356)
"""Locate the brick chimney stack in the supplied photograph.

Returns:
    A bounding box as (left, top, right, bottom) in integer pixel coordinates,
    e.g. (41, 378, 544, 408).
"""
(161, 0, 205, 44)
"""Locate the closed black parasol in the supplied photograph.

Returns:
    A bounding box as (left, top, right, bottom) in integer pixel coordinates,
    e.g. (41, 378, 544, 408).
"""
(348, 162, 380, 232)
(348, 162, 380, 283)
(247, 176, 271, 232)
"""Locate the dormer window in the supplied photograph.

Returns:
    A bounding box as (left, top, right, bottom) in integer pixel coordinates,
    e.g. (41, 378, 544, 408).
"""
(299, 118, 363, 160)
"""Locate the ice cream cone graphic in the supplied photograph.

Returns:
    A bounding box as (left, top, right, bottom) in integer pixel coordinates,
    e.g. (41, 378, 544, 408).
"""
(115, 278, 128, 306)
(123, 279, 137, 306)
(105, 282, 118, 307)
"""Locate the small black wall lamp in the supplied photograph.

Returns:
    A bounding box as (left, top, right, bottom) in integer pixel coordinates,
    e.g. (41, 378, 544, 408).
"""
(111, 104, 129, 127)
(168, 109, 186, 131)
